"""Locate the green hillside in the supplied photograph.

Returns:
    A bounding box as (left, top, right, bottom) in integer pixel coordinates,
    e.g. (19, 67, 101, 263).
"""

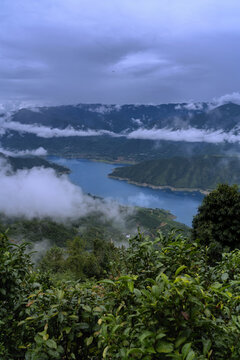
(0, 205, 189, 249)
(0, 152, 69, 174)
(109, 155, 240, 192)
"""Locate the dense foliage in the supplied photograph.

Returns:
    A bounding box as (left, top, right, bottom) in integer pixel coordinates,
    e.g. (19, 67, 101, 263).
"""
(1, 228, 240, 359)
(39, 237, 120, 280)
(192, 184, 240, 252)
(109, 156, 240, 191)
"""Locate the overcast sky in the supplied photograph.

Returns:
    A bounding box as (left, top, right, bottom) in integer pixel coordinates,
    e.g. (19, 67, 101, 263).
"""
(1, 0, 240, 105)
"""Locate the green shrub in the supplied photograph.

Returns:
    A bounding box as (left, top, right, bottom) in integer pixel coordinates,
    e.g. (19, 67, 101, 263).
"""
(2, 231, 240, 359)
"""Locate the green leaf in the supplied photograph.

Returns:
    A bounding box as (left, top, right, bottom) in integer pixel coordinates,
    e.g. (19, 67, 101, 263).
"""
(204, 308, 211, 318)
(127, 280, 134, 293)
(82, 305, 91, 312)
(78, 322, 89, 329)
(57, 289, 65, 300)
(85, 336, 93, 346)
(182, 343, 192, 359)
(202, 338, 212, 356)
(34, 334, 43, 345)
(127, 348, 143, 356)
(156, 341, 174, 353)
(175, 265, 187, 277)
(103, 346, 109, 358)
(133, 288, 142, 297)
(46, 339, 57, 349)
(63, 327, 71, 334)
(221, 273, 229, 281)
(152, 285, 161, 296)
(156, 333, 166, 340)
(160, 273, 169, 284)
(186, 350, 196, 360)
(175, 336, 187, 348)
(100, 279, 116, 286)
(139, 331, 153, 343)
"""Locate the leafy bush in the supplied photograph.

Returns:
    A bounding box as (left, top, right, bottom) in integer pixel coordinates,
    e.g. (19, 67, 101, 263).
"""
(0, 233, 34, 359)
(39, 236, 120, 280)
(2, 231, 240, 359)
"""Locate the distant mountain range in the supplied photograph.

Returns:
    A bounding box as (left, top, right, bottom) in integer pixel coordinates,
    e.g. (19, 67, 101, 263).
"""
(1, 102, 240, 161)
(6, 102, 240, 131)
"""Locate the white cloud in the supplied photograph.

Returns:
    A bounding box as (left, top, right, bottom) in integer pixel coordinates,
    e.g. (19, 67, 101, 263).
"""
(0, 101, 43, 117)
(131, 118, 143, 126)
(209, 92, 240, 109)
(0, 162, 133, 223)
(127, 127, 240, 143)
(183, 102, 204, 111)
(0, 118, 118, 138)
(114, 52, 167, 74)
(0, 146, 47, 157)
(88, 104, 122, 114)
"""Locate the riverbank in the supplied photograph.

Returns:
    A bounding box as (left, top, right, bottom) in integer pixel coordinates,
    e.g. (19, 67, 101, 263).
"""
(108, 175, 210, 195)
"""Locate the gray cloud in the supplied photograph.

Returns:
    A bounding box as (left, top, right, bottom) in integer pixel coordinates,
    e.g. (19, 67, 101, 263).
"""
(0, 1, 240, 104)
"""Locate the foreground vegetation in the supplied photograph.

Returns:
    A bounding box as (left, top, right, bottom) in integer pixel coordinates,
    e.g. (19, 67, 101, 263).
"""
(1, 233, 240, 358)
(109, 156, 240, 192)
(2, 184, 240, 359)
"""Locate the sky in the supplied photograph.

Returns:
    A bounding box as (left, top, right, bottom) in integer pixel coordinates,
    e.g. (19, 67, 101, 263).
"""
(1, 0, 240, 105)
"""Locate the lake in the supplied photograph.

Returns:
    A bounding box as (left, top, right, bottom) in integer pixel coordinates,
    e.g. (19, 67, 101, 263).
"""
(49, 157, 204, 226)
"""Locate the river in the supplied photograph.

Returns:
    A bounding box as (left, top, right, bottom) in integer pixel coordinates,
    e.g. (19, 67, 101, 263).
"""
(49, 157, 204, 227)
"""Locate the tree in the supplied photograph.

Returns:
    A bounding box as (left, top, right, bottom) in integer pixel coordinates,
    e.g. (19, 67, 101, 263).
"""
(192, 184, 240, 250)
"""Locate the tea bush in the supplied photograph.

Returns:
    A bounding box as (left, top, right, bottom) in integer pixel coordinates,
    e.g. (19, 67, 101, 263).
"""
(1, 231, 240, 359)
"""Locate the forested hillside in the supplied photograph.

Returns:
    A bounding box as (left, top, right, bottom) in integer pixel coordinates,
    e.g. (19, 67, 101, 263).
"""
(0, 205, 189, 248)
(0, 152, 69, 174)
(109, 155, 240, 192)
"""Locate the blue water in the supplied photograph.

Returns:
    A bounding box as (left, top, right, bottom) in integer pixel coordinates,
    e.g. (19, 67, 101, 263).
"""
(49, 157, 204, 226)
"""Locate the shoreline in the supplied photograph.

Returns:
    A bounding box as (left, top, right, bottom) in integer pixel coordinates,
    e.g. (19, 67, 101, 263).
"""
(108, 175, 210, 195)
(48, 154, 136, 165)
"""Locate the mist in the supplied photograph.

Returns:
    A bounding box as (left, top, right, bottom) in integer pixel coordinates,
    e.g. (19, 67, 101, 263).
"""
(0, 161, 133, 225)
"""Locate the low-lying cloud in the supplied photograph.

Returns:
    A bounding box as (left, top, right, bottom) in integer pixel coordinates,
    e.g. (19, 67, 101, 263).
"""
(0, 118, 117, 138)
(2, 117, 240, 144)
(127, 127, 240, 143)
(0, 146, 47, 157)
(0, 162, 132, 223)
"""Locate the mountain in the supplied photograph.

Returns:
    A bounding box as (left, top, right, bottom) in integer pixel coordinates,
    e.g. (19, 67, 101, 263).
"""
(1, 102, 240, 162)
(7, 102, 240, 131)
(109, 155, 240, 192)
